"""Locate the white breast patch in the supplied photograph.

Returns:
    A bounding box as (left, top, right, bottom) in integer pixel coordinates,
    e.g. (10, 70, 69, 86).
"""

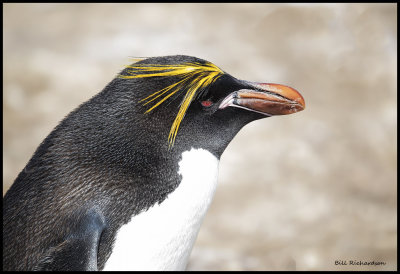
(102, 148, 219, 271)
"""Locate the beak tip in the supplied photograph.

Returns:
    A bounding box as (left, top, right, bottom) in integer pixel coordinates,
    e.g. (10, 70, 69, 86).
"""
(264, 83, 306, 112)
(297, 97, 306, 110)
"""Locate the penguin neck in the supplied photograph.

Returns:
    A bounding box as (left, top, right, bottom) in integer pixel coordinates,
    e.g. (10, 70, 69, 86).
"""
(103, 147, 220, 270)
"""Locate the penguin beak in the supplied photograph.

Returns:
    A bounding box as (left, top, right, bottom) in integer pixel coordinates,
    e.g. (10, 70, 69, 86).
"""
(219, 82, 305, 116)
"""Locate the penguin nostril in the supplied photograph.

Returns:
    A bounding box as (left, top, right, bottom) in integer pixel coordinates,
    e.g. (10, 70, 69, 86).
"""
(201, 100, 213, 107)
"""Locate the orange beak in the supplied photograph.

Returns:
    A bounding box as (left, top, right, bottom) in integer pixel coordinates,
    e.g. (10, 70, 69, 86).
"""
(219, 82, 305, 116)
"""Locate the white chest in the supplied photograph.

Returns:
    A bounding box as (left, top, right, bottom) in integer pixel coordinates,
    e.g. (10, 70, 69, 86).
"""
(102, 148, 219, 271)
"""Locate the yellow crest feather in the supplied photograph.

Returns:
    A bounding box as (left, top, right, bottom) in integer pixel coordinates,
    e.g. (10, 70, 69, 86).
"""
(119, 59, 224, 148)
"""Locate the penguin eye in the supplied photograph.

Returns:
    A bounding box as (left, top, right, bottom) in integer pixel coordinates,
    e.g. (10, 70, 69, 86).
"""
(200, 100, 213, 107)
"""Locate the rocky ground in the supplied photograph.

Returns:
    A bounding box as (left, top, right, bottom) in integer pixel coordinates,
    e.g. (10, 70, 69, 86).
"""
(3, 3, 396, 270)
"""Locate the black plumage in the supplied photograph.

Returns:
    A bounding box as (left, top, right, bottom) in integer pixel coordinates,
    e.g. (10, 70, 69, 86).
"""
(3, 55, 304, 271)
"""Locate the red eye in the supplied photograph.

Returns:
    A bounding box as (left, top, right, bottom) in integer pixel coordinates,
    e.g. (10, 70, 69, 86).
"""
(201, 100, 213, 107)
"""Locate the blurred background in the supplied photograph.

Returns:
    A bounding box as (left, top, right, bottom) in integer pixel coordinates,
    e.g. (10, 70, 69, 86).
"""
(3, 3, 396, 270)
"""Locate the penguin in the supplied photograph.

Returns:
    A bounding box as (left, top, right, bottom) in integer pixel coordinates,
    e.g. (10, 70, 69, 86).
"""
(2, 55, 305, 271)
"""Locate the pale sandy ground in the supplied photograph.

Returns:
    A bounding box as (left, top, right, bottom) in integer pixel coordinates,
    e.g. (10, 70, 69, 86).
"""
(3, 3, 396, 271)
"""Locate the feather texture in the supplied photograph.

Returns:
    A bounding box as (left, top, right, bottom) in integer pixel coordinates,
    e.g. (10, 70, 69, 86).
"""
(119, 60, 224, 148)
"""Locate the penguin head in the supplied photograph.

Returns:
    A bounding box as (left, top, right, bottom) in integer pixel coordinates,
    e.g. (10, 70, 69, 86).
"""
(118, 55, 305, 155)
